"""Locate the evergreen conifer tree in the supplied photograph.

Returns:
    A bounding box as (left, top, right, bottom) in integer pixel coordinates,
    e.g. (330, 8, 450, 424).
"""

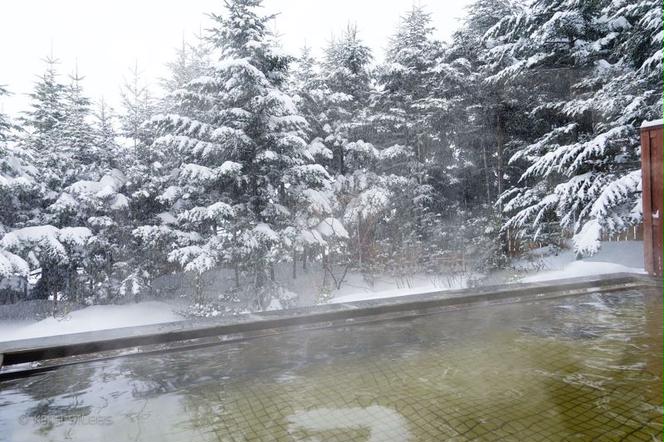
(148, 0, 329, 308)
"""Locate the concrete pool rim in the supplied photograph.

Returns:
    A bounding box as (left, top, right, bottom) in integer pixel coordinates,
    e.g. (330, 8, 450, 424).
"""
(0, 272, 660, 375)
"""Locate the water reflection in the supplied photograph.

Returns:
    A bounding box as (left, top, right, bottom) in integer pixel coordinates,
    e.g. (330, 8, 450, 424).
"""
(0, 289, 661, 441)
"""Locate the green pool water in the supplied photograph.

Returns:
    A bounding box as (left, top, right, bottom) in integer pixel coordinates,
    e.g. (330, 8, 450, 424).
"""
(0, 288, 661, 441)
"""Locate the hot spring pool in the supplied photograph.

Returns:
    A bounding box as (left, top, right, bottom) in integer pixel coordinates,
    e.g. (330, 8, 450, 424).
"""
(0, 286, 661, 441)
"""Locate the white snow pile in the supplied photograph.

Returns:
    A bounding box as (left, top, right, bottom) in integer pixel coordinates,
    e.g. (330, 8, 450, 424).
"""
(0, 301, 182, 342)
(329, 241, 645, 304)
(329, 273, 469, 304)
(518, 240, 645, 283)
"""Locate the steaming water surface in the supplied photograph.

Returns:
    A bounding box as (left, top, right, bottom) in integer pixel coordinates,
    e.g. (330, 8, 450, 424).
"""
(0, 288, 661, 441)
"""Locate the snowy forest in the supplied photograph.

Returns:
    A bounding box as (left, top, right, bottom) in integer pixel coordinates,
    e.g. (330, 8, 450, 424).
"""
(0, 0, 661, 314)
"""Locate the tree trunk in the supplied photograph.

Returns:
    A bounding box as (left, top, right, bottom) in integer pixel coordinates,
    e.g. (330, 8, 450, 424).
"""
(357, 216, 363, 270)
(496, 108, 505, 211)
(256, 265, 265, 288)
(194, 273, 203, 303)
(482, 144, 491, 204)
(52, 273, 59, 318)
(322, 252, 328, 287)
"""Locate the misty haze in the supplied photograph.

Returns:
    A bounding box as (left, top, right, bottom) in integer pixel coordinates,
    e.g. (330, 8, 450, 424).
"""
(0, 0, 661, 441)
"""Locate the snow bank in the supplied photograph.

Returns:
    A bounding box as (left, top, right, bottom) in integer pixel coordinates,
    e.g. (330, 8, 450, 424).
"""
(0, 241, 645, 341)
(331, 241, 645, 304)
(521, 261, 644, 283)
(0, 301, 182, 343)
(519, 240, 645, 283)
(329, 273, 468, 304)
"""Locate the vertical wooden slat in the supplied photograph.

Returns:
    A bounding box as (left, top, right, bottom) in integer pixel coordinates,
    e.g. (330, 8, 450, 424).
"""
(641, 123, 663, 277)
(641, 128, 654, 274)
(651, 128, 663, 276)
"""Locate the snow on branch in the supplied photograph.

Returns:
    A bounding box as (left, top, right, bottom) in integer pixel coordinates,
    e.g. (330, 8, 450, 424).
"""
(0, 225, 92, 265)
(0, 249, 29, 278)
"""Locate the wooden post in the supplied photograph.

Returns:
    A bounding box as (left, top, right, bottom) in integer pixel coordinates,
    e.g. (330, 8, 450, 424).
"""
(640, 119, 663, 277)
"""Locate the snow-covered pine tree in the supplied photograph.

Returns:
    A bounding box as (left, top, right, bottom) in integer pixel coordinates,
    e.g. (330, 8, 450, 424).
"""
(130, 31, 214, 235)
(496, 0, 662, 255)
(149, 0, 327, 309)
(63, 99, 146, 302)
(491, 0, 603, 249)
(12, 59, 103, 304)
(49, 168, 131, 302)
(374, 5, 439, 156)
(434, 0, 530, 267)
(93, 98, 125, 171)
(160, 33, 212, 114)
(19, 57, 68, 195)
(50, 94, 132, 302)
(0, 225, 92, 304)
(120, 62, 156, 151)
(287, 47, 353, 282)
(321, 24, 373, 175)
(0, 86, 33, 280)
(117, 62, 172, 297)
(122, 43, 211, 301)
(289, 46, 334, 165)
(20, 57, 66, 151)
(567, 0, 663, 254)
(290, 45, 317, 102)
(364, 6, 442, 276)
(449, 0, 527, 208)
(46, 69, 127, 302)
(312, 25, 387, 281)
(59, 68, 98, 179)
(20, 60, 101, 210)
(0, 85, 11, 142)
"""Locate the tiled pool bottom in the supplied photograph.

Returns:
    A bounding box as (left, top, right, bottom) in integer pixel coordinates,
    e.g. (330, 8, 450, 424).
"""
(0, 288, 661, 441)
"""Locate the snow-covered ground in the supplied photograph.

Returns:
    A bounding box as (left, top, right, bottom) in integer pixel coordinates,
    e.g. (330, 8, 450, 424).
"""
(329, 241, 645, 303)
(0, 241, 645, 342)
(328, 272, 469, 304)
(516, 240, 644, 283)
(0, 301, 181, 343)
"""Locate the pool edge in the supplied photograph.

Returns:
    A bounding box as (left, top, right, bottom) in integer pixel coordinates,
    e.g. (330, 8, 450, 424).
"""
(0, 272, 660, 372)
